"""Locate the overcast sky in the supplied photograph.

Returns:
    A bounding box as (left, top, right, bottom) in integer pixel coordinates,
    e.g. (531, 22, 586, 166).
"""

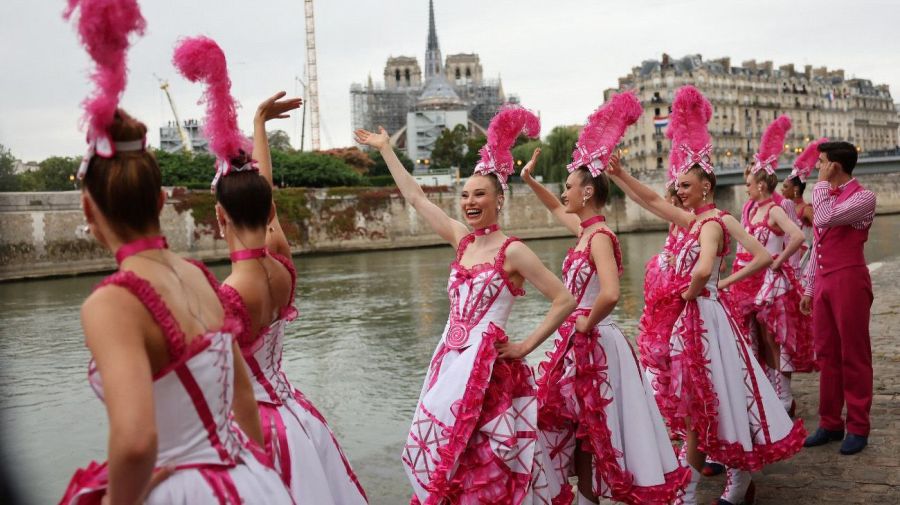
(1, 0, 898, 161)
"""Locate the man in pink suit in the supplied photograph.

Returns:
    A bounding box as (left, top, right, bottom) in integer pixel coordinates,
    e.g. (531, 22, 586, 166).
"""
(800, 141, 876, 455)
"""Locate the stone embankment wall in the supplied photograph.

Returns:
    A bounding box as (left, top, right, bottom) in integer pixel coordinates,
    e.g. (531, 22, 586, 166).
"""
(1, 172, 899, 281)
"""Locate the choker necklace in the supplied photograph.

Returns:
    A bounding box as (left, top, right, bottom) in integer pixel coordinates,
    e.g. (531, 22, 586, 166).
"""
(474, 224, 500, 236)
(580, 215, 606, 229)
(694, 203, 717, 215)
(115, 236, 168, 265)
(230, 247, 268, 262)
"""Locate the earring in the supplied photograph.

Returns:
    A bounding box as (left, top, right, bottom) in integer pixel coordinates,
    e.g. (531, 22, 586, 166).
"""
(218, 221, 226, 239)
(702, 191, 708, 201)
(582, 196, 588, 207)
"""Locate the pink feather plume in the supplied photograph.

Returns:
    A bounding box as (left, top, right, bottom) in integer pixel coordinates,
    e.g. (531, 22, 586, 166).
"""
(64, 0, 146, 136)
(757, 114, 792, 163)
(792, 137, 828, 181)
(475, 104, 540, 184)
(172, 36, 250, 162)
(571, 91, 642, 170)
(666, 85, 713, 155)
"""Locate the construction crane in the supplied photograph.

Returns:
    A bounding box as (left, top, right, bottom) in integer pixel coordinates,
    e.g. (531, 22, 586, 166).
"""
(156, 77, 193, 153)
(304, 0, 321, 151)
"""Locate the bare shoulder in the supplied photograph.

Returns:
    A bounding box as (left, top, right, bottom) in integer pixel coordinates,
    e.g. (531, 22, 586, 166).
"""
(503, 238, 536, 262)
(81, 285, 148, 345)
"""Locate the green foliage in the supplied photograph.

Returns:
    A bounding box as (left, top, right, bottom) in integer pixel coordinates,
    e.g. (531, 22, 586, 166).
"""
(322, 147, 374, 175)
(367, 148, 414, 177)
(155, 149, 217, 189)
(542, 126, 580, 183)
(36, 156, 80, 191)
(271, 150, 365, 187)
(461, 135, 487, 177)
(267, 130, 293, 152)
(431, 124, 469, 168)
(0, 144, 20, 192)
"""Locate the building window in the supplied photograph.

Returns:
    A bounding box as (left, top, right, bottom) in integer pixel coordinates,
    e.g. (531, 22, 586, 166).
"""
(656, 141, 663, 154)
(654, 108, 661, 116)
(466, 67, 472, 78)
(395, 69, 401, 83)
(657, 157, 664, 169)
(405, 68, 411, 83)
(455, 68, 461, 79)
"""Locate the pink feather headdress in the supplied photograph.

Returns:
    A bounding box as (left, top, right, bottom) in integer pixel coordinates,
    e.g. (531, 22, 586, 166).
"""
(474, 105, 541, 189)
(64, 0, 147, 179)
(751, 115, 792, 175)
(791, 137, 828, 183)
(172, 36, 254, 189)
(666, 85, 714, 176)
(567, 92, 642, 177)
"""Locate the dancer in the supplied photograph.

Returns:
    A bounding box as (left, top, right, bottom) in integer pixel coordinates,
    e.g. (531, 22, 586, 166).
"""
(607, 85, 805, 505)
(800, 141, 876, 455)
(523, 92, 689, 505)
(60, 3, 291, 503)
(727, 116, 815, 417)
(782, 138, 827, 286)
(356, 106, 575, 504)
(173, 36, 367, 504)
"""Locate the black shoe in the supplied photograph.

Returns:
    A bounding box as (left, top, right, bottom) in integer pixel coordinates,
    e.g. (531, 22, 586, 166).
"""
(803, 427, 844, 447)
(839, 434, 868, 455)
(702, 461, 725, 477)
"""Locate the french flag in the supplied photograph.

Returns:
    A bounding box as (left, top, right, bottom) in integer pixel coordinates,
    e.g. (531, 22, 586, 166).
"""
(653, 115, 669, 128)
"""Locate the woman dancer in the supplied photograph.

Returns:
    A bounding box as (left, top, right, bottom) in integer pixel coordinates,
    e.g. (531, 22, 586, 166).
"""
(60, 3, 291, 503)
(356, 106, 575, 504)
(523, 93, 689, 505)
(607, 85, 805, 505)
(173, 37, 367, 504)
(727, 116, 815, 416)
(782, 139, 827, 286)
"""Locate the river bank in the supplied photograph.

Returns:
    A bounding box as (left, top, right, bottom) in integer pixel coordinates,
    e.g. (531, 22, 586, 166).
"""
(1, 171, 899, 281)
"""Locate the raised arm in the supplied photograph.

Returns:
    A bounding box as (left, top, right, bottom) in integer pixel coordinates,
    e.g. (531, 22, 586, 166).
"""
(812, 181, 876, 228)
(254, 91, 302, 258)
(82, 288, 158, 505)
(355, 127, 469, 247)
(495, 242, 577, 359)
(575, 233, 620, 331)
(718, 214, 773, 289)
(768, 205, 804, 269)
(520, 148, 579, 235)
(606, 157, 695, 229)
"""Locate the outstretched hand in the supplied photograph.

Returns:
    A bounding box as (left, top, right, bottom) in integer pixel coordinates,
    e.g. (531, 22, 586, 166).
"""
(519, 148, 541, 181)
(354, 127, 390, 150)
(606, 152, 624, 177)
(256, 91, 303, 123)
(495, 340, 528, 360)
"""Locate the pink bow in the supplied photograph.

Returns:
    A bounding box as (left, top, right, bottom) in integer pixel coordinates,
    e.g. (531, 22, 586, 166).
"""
(77, 133, 146, 180)
(474, 146, 512, 189)
(566, 144, 609, 177)
(210, 158, 260, 190)
(677, 143, 714, 174)
(751, 153, 778, 175)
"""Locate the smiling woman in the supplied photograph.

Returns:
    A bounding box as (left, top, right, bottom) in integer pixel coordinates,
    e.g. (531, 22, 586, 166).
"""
(355, 105, 579, 504)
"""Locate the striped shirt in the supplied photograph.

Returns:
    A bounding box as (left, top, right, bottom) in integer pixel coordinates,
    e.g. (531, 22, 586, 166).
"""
(803, 179, 876, 296)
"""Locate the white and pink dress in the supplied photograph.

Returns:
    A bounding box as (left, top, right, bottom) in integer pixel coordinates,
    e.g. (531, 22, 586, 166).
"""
(638, 224, 687, 403)
(536, 228, 689, 505)
(218, 251, 367, 505)
(656, 215, 806, 470)
(726, 204, 816, 375)
(402, 234, 558, 504)
(59, 263, 293, 505)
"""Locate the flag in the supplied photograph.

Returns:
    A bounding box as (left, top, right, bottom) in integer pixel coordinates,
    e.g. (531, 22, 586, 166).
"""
(653, 115, 669, 127)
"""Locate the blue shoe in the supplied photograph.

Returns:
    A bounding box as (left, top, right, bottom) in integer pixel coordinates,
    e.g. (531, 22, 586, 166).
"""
(839, 434, 868, 455)
(803, 427, 844, 447)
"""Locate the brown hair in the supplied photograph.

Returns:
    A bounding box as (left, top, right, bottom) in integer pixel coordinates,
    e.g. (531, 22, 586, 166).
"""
(82, 109, 161, 239)
(215, 162, 273, 230)
(575, 168, 609, 208)
(744, 166, 778, 192)
(686, 166, 717, 191)
(818, 141, 858, 175)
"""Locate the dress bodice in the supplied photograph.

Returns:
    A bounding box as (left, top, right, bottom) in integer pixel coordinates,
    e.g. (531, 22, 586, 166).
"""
(442, 235, 523, 349)
(657, 226, 687, 271)
(748, 205, 785, 257)
(87, 264, 246, 469)
(218, 251, 300, 405)
(562, 228, 623, 318)
(674, 216, 730, 295)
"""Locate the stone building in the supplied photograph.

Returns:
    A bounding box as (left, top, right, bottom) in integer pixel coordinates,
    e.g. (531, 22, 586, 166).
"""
(605, 54, 899, 178)
(159, 119, 209, 153)
(350, 0, 513, 165)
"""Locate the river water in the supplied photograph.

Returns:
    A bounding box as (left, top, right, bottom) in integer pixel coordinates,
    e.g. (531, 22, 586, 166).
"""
(1, 214, 898, 504)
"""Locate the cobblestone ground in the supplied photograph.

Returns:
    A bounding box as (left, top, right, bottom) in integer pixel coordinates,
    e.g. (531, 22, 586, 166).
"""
(694, 258, 900, 504)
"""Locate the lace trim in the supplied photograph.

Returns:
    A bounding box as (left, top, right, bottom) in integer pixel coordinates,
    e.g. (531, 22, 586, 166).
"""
(692, 216, 731, 258)
(218, 284, 254, 347)
(268, 251, 299, 316)
(452, 236, 526, 297)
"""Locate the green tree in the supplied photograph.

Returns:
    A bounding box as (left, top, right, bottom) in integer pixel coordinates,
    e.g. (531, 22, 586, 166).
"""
(322, 147, 374, 175)
(511, 139, 548, 179)
(367, 148, 414, 176)
(0, 144, 20, 192)
(460, 134, 487, 177)
(271, 150, 365, 187)
(155, 149, 217, 189)
(36, 156, 80, 191)
(431, 124, 469, 168)
(542, 126, 580, 182)
(267, 130, 293, 152)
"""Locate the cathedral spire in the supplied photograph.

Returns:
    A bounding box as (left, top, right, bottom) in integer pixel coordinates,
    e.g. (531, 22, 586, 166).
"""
(425, 0, 442, 78)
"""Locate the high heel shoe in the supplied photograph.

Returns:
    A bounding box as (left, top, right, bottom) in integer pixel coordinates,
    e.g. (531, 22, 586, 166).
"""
(712, 481, 755, 505)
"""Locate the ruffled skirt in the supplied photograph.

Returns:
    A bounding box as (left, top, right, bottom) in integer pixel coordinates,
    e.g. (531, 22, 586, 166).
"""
(259, 388, 368, 504)
(536, 311, 690, 505)
(404, 323, 558, 505)
(59, 446, 292, 505)
(662, 291, 806, 471)
(638, 258, 682, 407)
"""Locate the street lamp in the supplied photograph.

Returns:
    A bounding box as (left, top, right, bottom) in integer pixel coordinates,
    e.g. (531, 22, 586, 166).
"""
(69, 174, 76, 189)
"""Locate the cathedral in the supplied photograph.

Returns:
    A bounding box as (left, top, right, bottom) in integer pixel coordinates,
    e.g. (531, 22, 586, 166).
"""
(349, 0, 514, 167)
